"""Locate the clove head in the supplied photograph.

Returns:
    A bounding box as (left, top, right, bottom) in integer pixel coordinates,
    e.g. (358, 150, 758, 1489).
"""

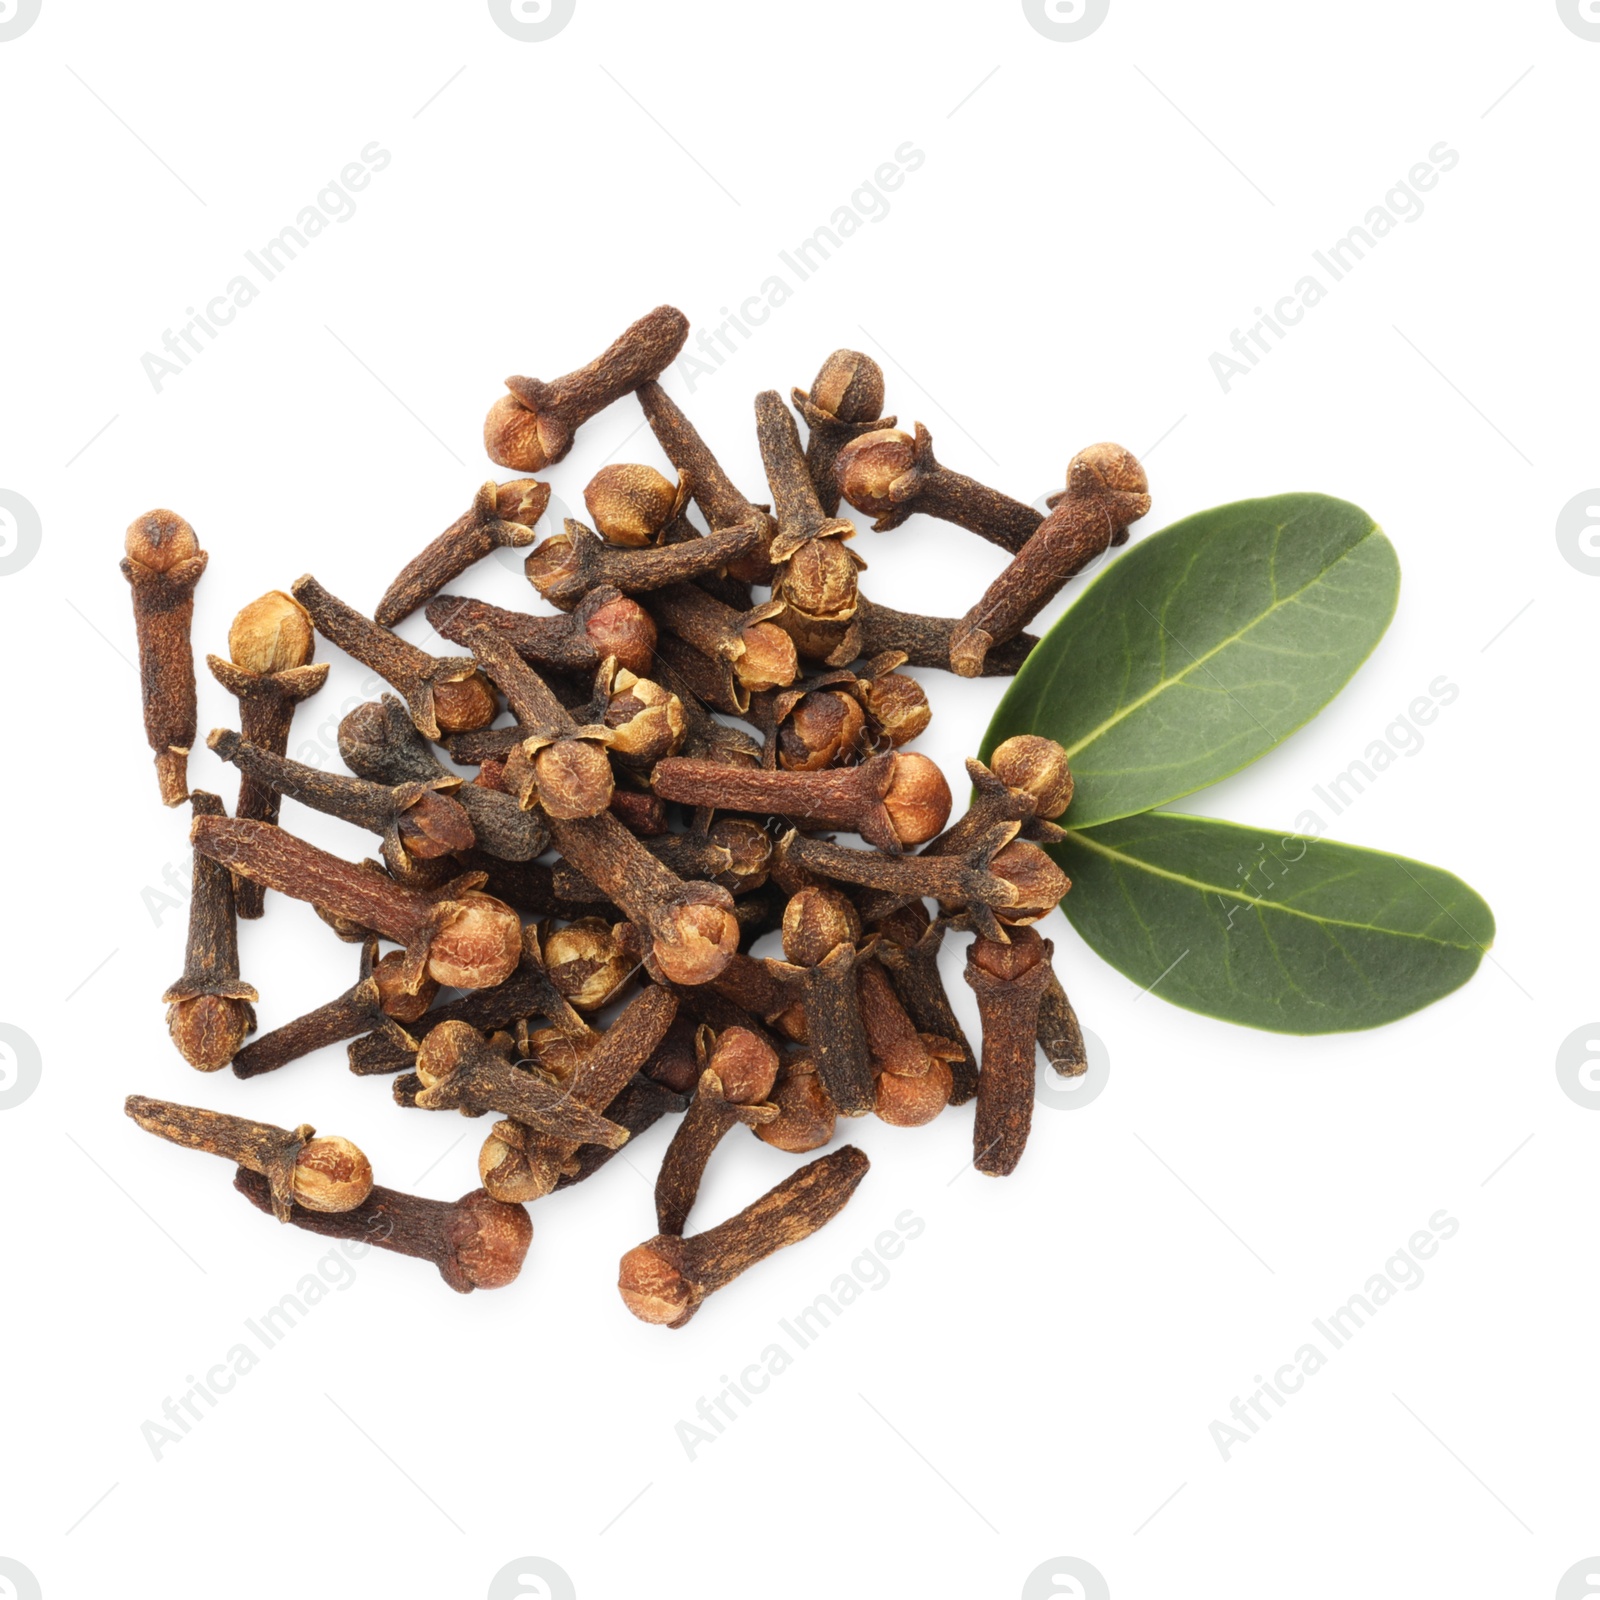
(430, 670, 499, 736)
(396, 789, 478, 859)
(293, 1136, 376, 1213)
(704, 1025, 780, 1104)
(425, 892, 524, 989)
(780, 689, 866, 771)
(782, 886, 860, 966)
(874, 1052, 954, 1127)
(371, 949, 438, 1024)
(584, 593, 658, 677)
(166, 994, 255, 1073)
(617, 1237, 697, 1326)
(651, 887, 742, 987)
(988, 839, 1071, 927)
(1070, 442, 1152, 523)
(881, 752, 952, 848)
(447, 1188, 536, 1289)
(125, 509, 200, 573)
(833, 428, 919, 516)
(756, 1055, 836, 1153)
(989, 734, 1074, 818)
(809, 349, 886, 423)
(585, 463, 682, 546)
(544, 918, 637, 1011)
(228, 591, 315, 675)
(606, 671, 687, 767)
(735, 621, 800, 694)
(529, 738, 616, 819)
(484, 392, 558, 473)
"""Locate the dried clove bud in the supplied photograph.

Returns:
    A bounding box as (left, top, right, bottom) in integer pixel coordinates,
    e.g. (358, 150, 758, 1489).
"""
(488, 306, 689, 472)
(858, 663, 930, 750)
(857, 597, 1038, 676)
(949, 443, 1151, 676)
(791, 350, 894, 517)
(637, 378, 778, 583)
(123, 509, 208, 805)
(618, 1144, 870, 1328)
(374, 479, 550, 626)
(207, 591, 330, 915)
(584, 462, 690, 547)
(858, 960, 954, 1127)
(234, 1168, 531, 1292)
(646, 582, 798, 697)
(192, 815, 522, 992)
(604, 668, 688, 768)
(776, 687, 868, 772)
(293, 573, 497, 739)
(164, 792, 258, 1071)
(207, 727, 475, 875)
(870, 903, 978, 1104)
(543, 917, 639, 1011)
(457, 620, 616, 819)
(651, 751, 952, 854)
(754, 1052, 836, 1153)
(427, 587, 657, 680)
(1038, 964, 1087, 1077)
(526, 514, 765, 610)
(835, 423, 1043, 552)
(655, 1026, 781, 1235)
(966, 928, 1055, 1176)
(126, 1094, 372, 1221)
(547, 811, 740, 987)
(232, 940, 435, 1079)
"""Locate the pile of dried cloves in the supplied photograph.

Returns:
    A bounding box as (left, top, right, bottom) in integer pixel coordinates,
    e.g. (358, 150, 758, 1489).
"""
(122, 305, 1150, 1327)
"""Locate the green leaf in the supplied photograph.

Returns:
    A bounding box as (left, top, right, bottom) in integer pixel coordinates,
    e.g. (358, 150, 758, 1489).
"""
(1054, 812, 1494, 1033)
(983, 493, 1401, 828)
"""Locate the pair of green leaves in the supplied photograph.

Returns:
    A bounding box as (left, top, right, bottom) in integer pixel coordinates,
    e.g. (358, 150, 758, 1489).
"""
(982, 493, 1494, 1033)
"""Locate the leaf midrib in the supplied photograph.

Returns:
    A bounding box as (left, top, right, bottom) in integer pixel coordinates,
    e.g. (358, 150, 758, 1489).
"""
(1063, 827, 1484, 951)
(1061, 522, 1379, 761)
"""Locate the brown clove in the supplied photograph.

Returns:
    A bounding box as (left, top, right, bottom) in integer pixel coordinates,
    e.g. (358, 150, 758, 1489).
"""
(791, 350, 894, 517)
(966, 928, 1054, 1177)
(426, 586, 657, 680)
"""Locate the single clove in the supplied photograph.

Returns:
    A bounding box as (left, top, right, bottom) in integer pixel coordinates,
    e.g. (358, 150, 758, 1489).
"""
(207, 591, 331, 915)
(655, 1026, 780, 1236)
(949, 443, 1150, 677)
(923, 737, 1074, 860)
(858, 959, 953, 1128)
(856, 597, 1038, 676)
(584, 462, 691, 547)
(426, 587, 657, 680)
(835, 423, 1043, 552)
(966, 928, 1055, 1177)
(191, 815, 522, 992)
(207, 727, 475, 876)
(869, 902, 978, 1104)
(164, 792, 258, 1071)
(791, 349, 894, 517)
(233, 1168, 531, 1293)
(646, 581, 798, 697)
(650, 751, 952, 854)
(375, 478, 550, 626)
(754, 1052, 837, 1153)
(547, 810, 741, 987)
(618, 1144, 870, 1328)
(487, 305, 690, 472)
(637, 378, 778, 582)
(525, 514, 764, 610)
(232, 940, 436, 1080)
(126, 1094, 372, 1221)
(292, 573, 497, 739)
(123, 509, 208, 805)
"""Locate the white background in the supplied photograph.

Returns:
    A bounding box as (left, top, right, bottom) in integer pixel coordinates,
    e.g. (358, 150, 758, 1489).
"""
(1, 2, 1595, 1597)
